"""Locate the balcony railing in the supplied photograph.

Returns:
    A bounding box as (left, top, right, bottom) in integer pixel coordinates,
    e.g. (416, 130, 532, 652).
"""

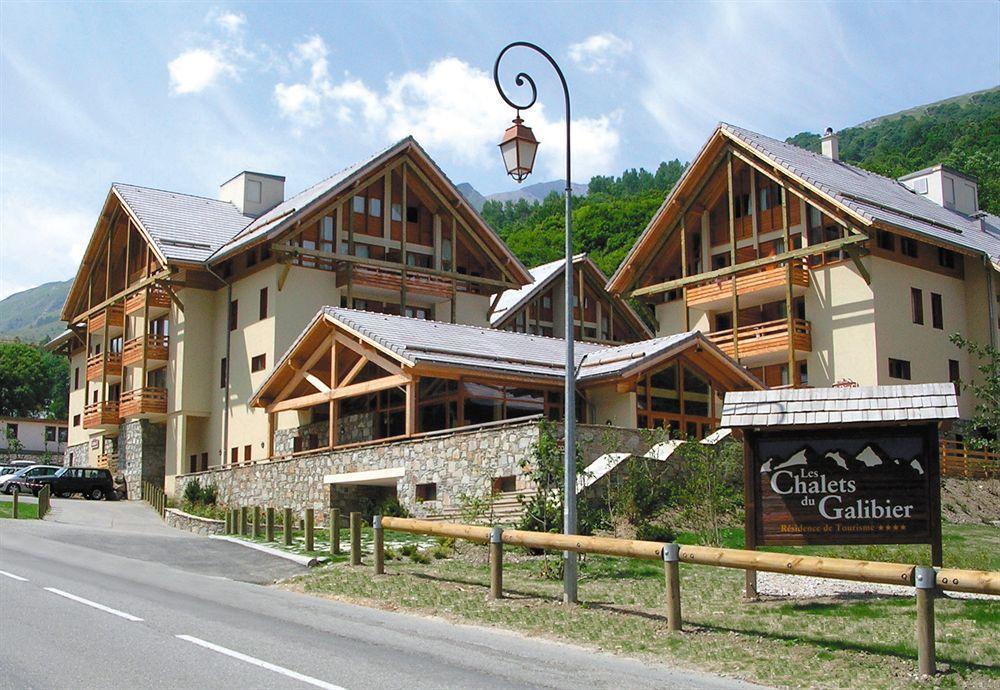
(687, 261, 809, 310)
(124, 285, 172, 315)
(83, 400, 120, 429)
(87, 304, 125, 334)
(86, 352, 122, 382)
(341, 265, 454, 300)
(708, 318, 812, 363)
(119, 386, 167, 419)
(122, 334, 169, 368)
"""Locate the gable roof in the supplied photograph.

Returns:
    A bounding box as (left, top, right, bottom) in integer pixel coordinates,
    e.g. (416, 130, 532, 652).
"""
(608, 122, 1000, 293)
(252, 306, 760, 405)
(721, 383, 959, 428)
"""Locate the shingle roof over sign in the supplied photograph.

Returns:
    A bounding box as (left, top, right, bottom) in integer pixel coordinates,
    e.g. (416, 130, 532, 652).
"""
(720, 124, 1000, 261)
(720, 383, 959, 428)
(112, 183, 250, 263)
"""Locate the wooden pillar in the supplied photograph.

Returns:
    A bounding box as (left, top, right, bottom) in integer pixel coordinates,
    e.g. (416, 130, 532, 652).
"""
(350, 511, 361, 565)
(663, 543, 681, 632)
(400, 163, 408, 314)
(405, 378, 417, 437)
(141, 286, 150, 390)
(489, 526, 503, 600)
(329, 339, 338, 448)
(283, 507, 293, 546)
(305, 508, 315, 551)
(266, 506, 275, 541)
(330, 507, 341, 555)
(915, 566, 936, 676)
(383, 170, 391, 240)
(346, 201, 354, 308)
(726, 152, 739, 361)
(576, 266, 584, 339)
(782, 186, 795, 386)
(680, 216, 689, 332)
(450, 217, 458, 323)
(373, 515, 385, 575)
(267, 412, 275, 459)
(100, 305, 110, 414)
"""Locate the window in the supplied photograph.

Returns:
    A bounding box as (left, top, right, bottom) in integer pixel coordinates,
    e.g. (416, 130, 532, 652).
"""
(352, 195, 365, 214)
(244, 445, 252, 464)
(259, 287, 268, 320)
(799, 361, 809, 386)
(6, 423, 17, 439)
(246, 179, 262, 203)
(876, 230, 895, 251)
(74, 367, 80, 390)
(949, 359, 960, 394)
(45, 426, 56, 442)
(492, 475, 517, 493)
(73, 414, 81, 427)
(911, 288, 923, 325)
(230, 447, 239, 465)
(221, 260, 233, 279)
(189, 454, 198, 473)
(900, 236, 919, 258)
(246, 248, 258, 267)
(888, 358, 911, 380)
(937, 247, 956, 269)
(404, 307, 429, 320)
(391, 203, 402, 222)
(913, 178, 928, 194)
(415, 483, 437, 502)
(711, 253, 729, 270)
(251, 354, 266, 373)
(58, 428, 68, 443)
(228, 300, 238, 331)
(369, 198, 382, 218)
(406, 206, 419, 223)
(931, 293, 943, 330)
(201, 452, 208, 472)
(220, 358, 228, 388)
(261, 243, 271, 261)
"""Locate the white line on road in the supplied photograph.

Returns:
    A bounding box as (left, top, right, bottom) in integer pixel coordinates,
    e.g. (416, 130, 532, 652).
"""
(175, 635, 345, 690)
(0, 570, 28, 582)
(44, 587, 144, 621)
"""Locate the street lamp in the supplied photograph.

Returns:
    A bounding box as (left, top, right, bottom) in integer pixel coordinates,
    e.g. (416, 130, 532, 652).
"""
(494, 41, 578, 605)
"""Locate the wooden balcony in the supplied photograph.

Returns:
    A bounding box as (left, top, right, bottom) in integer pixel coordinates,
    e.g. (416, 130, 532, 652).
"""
(708, 318, 812, 366)
(340, 265, 454, 302)
(87, 304, 125, 335)
(122, 335, 169, 368)
(687, 261, 809, 311)
(119, 386, 167, 419)
(86, 352, 122, 382)
(124, 285, 171, 317)
(83, 401, 120, 430)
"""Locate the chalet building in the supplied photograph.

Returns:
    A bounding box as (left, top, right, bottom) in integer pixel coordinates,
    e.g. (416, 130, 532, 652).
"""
(1, 417, 68, 462)
(490, 254, 652, 343)
(607, 124, 1000, 420)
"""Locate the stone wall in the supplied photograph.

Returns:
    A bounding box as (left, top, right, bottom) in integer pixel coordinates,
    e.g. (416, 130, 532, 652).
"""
(272, 413, 377, 455)
(164, 508, 226, 536)
(64, 442, 89, 467)
(122, 420, 166, 500)
(3, 450, 64, 466)
(174, 419, 655, 521)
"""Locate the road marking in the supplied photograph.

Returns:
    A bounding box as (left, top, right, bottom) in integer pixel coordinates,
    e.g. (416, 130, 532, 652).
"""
(44, 587, 144, 621)
(0, 570, 28, 582)
(175, 635, 345, 690)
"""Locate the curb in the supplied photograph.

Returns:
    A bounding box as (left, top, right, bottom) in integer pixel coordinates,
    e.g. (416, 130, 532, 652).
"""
(209, 535, 321, 567)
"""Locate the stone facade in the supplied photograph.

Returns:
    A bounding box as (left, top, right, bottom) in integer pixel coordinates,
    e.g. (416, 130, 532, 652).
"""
(121, 419, 166, 500)
(64, 442, 89, 467)
(272, 412, 377, 455)
(174, 419, 652, 521)
(164, 508, 226, 536)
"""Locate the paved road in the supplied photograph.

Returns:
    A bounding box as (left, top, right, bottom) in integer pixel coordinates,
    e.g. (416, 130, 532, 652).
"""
(1, 500, 760, 689)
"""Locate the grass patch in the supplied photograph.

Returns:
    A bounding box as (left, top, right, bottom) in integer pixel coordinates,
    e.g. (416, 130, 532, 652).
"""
(0, 500, 39, 519)
(285, 522, 1000, 689)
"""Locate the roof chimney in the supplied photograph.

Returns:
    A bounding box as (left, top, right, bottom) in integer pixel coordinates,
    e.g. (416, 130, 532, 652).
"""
(220, 171, 285, 218)
(820, 127, 839, 161)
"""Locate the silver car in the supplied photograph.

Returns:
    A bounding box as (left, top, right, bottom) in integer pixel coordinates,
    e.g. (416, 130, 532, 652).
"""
(0, 464, 61, 494)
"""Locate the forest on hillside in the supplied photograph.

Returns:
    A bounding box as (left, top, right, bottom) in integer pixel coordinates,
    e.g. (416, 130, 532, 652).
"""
(483, 88, 999, 276)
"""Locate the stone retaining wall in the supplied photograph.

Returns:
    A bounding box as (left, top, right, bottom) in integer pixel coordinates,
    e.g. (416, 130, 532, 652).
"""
(4, 450, 64, 466)
(174, 420, 652, 520)
(164, 508, 226, 536)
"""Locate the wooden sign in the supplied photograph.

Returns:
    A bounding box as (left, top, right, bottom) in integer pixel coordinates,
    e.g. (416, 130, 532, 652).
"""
(745, 425, 942, 562)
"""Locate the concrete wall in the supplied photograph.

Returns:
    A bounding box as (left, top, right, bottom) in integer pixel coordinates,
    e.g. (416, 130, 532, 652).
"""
(805, 261, 876, 387)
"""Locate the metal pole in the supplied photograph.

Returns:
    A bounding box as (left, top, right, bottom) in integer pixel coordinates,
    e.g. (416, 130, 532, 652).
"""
(494, 40, 577, 605)
(373, 515, 385, 575)
(915, 566, 936, 676)
(663, 543, 682, 632)
(490, 526, 503, 600)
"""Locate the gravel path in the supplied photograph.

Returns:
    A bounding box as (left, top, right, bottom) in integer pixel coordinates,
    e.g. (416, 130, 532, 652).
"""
(758, 571, 999, 601)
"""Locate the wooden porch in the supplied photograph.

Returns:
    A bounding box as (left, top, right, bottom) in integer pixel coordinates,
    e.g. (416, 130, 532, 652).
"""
(708, 318, 812, 366)
(87, 304, 125, 335)
(119, 386, 167, 419)
(86, 351, 122, 382)
(122, 334, 169, 368)
(83, 401, 120, 429)
(687, 261, 809, 311)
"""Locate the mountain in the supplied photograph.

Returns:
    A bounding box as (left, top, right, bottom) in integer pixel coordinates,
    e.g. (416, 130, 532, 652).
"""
(458, 179, 588, 212)
(0, 279, 72, 343)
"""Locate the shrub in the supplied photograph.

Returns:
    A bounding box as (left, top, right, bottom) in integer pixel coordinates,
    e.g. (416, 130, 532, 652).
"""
(200, 484, 217, 506)
(182, 479, 202, 505)
(400, 544, 417, 557)
(429, 543, 451, 559)
(636, 523, 676, 543)
(409, 549, 431, 564)
(374, 496, 408, 518)
(672, 440, 743, 546)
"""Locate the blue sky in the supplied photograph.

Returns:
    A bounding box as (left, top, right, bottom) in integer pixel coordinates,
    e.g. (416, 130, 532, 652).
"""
(1, 1, 998, 298)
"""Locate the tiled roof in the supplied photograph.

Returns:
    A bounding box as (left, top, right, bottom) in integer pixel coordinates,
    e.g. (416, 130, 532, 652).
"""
(720, 124, 1000, 261)
(720, 383, 959, 428)
(112, 183, 250, 263)
(490, 255, 572, 324)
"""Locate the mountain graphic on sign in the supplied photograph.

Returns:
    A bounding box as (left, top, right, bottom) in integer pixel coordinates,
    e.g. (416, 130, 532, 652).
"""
(760, 443, 924, 476)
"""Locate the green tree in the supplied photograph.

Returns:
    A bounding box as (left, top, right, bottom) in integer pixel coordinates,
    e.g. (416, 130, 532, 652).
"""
(950, 333, 1000, 452)
(0, 342, 69, 419)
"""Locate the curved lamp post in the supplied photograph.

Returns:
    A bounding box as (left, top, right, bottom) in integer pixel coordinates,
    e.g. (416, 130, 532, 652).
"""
(494, 41, 578, 604)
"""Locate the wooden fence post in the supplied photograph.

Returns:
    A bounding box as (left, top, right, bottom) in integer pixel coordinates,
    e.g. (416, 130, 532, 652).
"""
(283, 508, 293, 546)
(330, 508, 340, 555)
(305, 508, 315, 551)
(12, 490, 18, 519)
(266, 507, 275, 541)
(664, 543, 682, 632)
(238, 507, 247, 536)
(230, 508, 238, 535)
(373, 515, 385, 575)
(225, 509, 232, 534)
(915, 566, 936, 676)
(350, 511, 361, 565)
(489, 526, 503, 600)
(253, 507, 262, 539)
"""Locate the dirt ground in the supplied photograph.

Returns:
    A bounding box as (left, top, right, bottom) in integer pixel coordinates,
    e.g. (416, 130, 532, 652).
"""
(940, 477, 1000, 524)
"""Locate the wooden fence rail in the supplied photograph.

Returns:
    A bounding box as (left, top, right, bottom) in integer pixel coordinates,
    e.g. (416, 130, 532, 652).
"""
(374, 515, 1000, 678)
(940, 440, 999, 479)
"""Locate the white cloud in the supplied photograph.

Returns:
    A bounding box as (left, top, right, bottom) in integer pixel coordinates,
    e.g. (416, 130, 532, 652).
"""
(274, 51, 622, 181)
(168, 48, 236, 94)
(568, 33, 633, 73)
(214, 11, 246, 33)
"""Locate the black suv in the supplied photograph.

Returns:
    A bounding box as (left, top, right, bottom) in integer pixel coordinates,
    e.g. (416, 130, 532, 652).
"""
(28, 467, 116, 500)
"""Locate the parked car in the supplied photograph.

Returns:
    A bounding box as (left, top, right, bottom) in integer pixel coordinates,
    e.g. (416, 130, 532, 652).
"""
(0, 466, 20, 477)
(27, 467, 116, 500)
(0, 464, 61, 495)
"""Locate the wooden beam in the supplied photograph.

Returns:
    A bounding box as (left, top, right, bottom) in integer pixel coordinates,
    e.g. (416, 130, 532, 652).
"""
(629, 234, 869, 298)
(155, 281, 184, 312)
(275, 334, 333, 401)
(329, 339, 338, 448)
(727, 152, 739, 362)
(401, 163, 408, 313)
(339, 355, 369, 387)
(277, 261, 291, 291)
(303, 372, 330, 394)
(845, 242, 871, 284)
(71, 269, 171, 324)
(333, 332, 405, 375)
(267, 391, 330, 414)
(405, 378, 417, 436)
(782, 186, 795, 386)
(331, 373, 409, 401)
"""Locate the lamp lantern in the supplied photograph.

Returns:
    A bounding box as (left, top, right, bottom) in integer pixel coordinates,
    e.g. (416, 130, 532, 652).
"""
(498, 114, 539, 183)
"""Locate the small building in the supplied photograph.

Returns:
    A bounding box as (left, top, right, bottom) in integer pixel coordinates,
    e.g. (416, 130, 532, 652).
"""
(1, 417, 68, 463)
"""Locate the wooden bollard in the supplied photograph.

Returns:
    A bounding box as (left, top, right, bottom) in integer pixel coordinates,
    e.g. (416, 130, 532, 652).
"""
(664, 543, 682, 632)
(253, 507, 262, 539)
(330, 508, 340, 555)
(238, 507, 247, 536)
(266, 507, 275, 541)
(283, 508, 293, 546)
(225, 509, 232, 534)
(915, 566, 936, 676)
(489, 526, 503, 600)
(305, 508, 315, 551)
(350, 511, 361, 565)
(373, 515, 384, 575)
(11, 490, 18, 519)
